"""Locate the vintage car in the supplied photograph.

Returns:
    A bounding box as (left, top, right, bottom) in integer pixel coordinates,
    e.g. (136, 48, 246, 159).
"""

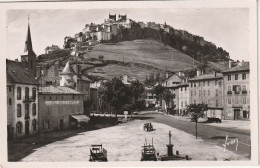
(89, 144, 108, 162)
(143, 122, 154, 131)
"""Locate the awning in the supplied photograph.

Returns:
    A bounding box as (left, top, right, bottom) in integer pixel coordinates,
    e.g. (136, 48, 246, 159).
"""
(71, 115, 90, 122)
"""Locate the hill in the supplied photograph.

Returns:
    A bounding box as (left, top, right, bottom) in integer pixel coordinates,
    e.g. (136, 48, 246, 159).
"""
(85, 39, 198, 72)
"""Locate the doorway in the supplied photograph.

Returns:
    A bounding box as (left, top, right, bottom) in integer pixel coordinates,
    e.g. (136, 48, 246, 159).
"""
(25, 120, 30, 135)
(234, 109, 240, 120)
(60, 119, 64, 130)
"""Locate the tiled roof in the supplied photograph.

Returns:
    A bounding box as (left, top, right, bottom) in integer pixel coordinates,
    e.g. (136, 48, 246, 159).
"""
(6, 59, 39, 85)
(222, 63, 249, 73)
(39, 86, 82, 95)
(189, 73, 223, 81)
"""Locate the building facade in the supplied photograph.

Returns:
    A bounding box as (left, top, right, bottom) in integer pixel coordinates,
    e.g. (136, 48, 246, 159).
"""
(178, 82, 190, 116)
(7, 60, 39, 139)
(38, 86, 86, 131)
(189, 71, 224, 119)
(222, 63, 250, 120)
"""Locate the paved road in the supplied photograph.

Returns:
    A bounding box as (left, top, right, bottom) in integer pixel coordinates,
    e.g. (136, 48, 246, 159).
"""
(133, 111, 251, 159)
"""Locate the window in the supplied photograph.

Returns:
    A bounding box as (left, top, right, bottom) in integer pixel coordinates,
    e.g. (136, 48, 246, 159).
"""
(185, 87, 187, 91)
(32, 88, 36, 100)
(228, 86, 232, 91)
(32, 103, 36, 116)
(181, 87, 183, 91)
(203, 90, 205, 96)
(216, 100, 218, 107)
(73, 95, 75, 99)
(25, 103, 29, 117)
(185, 101, 187, 106)
(219, 81, 222, 86)
(17, 104, 21, 117)
(208, 81, 210, 86)
(198, 82, 201, 87)
(216, 89, 218, 96)
(242, 85, 247, 91)
(32, 119, 37, 131)
(242, 74, 246, 80)
(228, 97, 231, 104)
(194, 90, 196, 96)
(228, 75, 231, 81)
(235, 97, 239, 104)
(235, 74, 238, 80)
(191, 90, 193, 97)
(25, 87, 29, 100)
(16, 122, 22, 134)
(181, 101, 183, 107)
(194, 99, 196, 104)
(199, 90, 201, 96)
(8, 98, 12, 105)
(242, 97, 247, 104)
(215, 80, 217, 86)
(191, 83, 193, 87)
(208, 90, 210, 96)
(194, 82, 196, 87)
(203, 81, 205, 87)
(49, 96, 52, 100)
(17, 87, 21, 100)
(9, 87, 12, 92)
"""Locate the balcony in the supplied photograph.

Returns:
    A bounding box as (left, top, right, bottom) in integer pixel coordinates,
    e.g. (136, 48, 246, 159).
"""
(242, 91, 247, 94)
(227, 91, 232, 95)
(24, 115, 30, 120)
(23, 96, 36, 103)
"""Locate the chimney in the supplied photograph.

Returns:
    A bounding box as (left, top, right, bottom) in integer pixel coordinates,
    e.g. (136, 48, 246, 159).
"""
(54, 61, 60, 77)
(196, 70, 201, 77)
(77, 64, 81, 79)
(178, 71, 182, 77)
(229, 60, 232, 68)
(166, 72, 169, 79)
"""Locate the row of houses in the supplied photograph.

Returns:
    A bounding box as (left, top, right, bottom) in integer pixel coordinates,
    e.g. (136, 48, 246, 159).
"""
(156, 61, 250, 120)
(7, 22, 99, 140)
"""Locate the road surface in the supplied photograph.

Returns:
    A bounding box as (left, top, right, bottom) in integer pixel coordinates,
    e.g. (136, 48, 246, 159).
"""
(133, 111, 251, 158)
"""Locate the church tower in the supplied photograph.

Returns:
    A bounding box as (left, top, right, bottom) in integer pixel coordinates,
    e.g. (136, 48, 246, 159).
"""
(21, 15, 37, 76)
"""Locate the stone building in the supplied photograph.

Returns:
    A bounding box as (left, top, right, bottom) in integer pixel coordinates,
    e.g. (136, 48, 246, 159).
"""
(189, 71, 224, 119)
(6, 59, 39, 139)
(38, 86, 88, 131)
(222, 62, 250, 120)
(45, 45, 60, 54)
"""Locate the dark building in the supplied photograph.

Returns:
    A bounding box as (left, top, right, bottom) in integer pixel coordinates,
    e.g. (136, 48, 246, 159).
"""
(109, 13, 116, 21)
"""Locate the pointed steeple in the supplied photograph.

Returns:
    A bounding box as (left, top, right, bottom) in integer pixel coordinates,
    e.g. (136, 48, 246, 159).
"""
(24, 15, 33, 53)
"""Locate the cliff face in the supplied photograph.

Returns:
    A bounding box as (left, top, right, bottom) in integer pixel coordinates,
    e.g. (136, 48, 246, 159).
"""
(111, 26, 230, 63)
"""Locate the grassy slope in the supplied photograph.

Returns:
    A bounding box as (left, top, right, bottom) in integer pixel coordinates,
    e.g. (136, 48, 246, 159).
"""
(87, 40, 198, 72)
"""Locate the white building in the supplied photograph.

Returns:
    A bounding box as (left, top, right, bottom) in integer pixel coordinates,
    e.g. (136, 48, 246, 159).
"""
(7, 59, 39, 139)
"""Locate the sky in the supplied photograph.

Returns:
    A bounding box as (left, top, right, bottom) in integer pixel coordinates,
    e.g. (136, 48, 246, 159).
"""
(5, 8, 249, 61)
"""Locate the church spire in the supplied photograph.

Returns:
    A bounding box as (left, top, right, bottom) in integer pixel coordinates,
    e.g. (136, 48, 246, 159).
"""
(24, 14, 33, 53)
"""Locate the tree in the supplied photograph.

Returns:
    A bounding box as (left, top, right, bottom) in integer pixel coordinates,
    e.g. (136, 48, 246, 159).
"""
(162, 89, 175, 114)
(99, 78, 130, 117)
(187, 103, 208, 139)
(129, 80, 144, 110)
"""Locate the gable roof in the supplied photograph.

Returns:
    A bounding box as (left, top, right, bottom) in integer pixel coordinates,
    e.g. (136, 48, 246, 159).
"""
(6, 59, 38, 85)
(222, 63, 249, 73)
(39, 86, 82, 95)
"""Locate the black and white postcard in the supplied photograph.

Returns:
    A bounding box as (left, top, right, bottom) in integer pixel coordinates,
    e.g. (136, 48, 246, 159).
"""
(0, 0, 258, 167)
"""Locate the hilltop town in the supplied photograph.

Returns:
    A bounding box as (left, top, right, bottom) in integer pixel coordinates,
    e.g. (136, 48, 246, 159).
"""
(7, 13, 250, 162)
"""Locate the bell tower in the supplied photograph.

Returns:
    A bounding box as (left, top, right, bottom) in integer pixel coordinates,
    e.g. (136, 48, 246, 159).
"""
(21, 15, 37, 76)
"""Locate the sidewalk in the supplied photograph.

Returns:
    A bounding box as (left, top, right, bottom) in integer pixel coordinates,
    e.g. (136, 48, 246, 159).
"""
(157, 112, 250, 131)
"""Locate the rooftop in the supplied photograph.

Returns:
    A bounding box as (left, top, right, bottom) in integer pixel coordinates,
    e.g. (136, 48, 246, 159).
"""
(39, 86, 82, 95)
(60, 61, 76, 75)
(222, 62, 249, 73)
(6, 59, 38, 85)
(189, 73, 223, 81)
